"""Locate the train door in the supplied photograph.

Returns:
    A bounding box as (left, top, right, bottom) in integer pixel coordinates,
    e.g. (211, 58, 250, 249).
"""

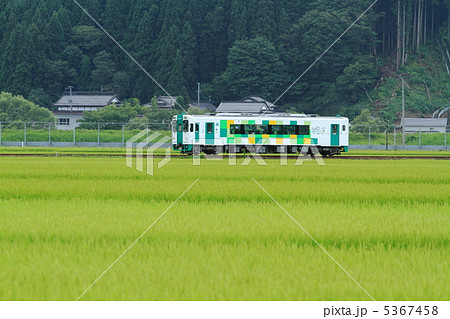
(176, 114, 183, 145)
(195, 123, 200, 143)
(330, 124, 340, 146)
(205, 122, 214, 145)
(183, 119, 189, 145)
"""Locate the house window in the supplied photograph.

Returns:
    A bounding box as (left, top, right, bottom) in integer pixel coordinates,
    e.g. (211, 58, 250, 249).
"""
(59, 118, 70, 126)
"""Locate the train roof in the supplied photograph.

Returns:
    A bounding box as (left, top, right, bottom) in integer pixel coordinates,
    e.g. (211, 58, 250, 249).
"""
(180, 113, 348, 120)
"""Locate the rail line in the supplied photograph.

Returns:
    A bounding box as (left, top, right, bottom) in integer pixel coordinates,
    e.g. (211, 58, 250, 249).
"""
(1, 153, 449, 160)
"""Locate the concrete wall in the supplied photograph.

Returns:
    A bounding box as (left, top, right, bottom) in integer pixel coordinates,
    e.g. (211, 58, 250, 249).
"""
(54, 114, 83, 130)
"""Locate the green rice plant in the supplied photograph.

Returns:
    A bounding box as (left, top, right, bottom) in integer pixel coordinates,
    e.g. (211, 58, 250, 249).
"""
(0, 158, 448, 300)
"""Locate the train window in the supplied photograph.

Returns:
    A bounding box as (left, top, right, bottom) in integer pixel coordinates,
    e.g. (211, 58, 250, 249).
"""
(230, 124, 242, 134)
(172, 120, 177, 132)
(298, 125, 309, 135)
(254, 125, 269, 134)
(178, 123, 182, 132)
(207, 123, 213, 134)
(271, 125, 291, 135)
(285, 125, 297, 135)
(342, 125, 346, 132)
(228, 124, 310, 135)
(332, 125, 338, 134)
(244, 124, 255, 134)
(195, 123, 199, 132)
(190, 124, 194, 132)
(183, 120, 189, 132)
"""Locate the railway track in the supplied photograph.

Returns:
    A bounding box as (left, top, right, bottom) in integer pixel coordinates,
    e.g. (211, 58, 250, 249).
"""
(1, 153, 449, 160)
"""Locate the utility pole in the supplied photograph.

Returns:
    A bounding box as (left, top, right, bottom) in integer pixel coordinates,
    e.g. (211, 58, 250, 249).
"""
(402, 80, 405, 151)
(197, 83, 201, 107)
(68, 86, 74, 112)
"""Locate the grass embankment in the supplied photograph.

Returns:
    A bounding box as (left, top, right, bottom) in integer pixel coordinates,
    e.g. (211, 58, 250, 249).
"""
(0, 158, 448, 300)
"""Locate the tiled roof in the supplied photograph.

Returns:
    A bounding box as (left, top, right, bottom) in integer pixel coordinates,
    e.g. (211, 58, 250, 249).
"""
(189, 102, 217, 112)
(216, 102, 268, 113)
(157, 96, 178, 107)
(241, 96, 276, 108)
(54, 94, 119, 107)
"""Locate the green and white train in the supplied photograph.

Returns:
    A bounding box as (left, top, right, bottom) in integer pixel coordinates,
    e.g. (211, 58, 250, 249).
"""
(172, 113, 349, 156)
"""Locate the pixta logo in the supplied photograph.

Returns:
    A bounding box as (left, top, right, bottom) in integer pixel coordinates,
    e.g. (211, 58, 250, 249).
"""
(126, 129, 171, 176)
(192, 144, 325, 166)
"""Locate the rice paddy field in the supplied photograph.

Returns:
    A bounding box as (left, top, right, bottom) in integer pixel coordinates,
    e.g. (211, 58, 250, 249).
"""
(0, 155, 448, 301)
(1, 146, 449, 157)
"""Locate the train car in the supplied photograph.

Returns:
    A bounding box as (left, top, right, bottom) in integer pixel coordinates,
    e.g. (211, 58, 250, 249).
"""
(171, 113, 349, 156)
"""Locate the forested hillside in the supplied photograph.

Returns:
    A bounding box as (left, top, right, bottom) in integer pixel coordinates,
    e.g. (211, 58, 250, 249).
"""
(0, 0, 449, 121)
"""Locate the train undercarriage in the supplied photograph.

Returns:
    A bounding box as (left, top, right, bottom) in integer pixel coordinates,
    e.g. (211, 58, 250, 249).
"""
(176, 144, 343, 157)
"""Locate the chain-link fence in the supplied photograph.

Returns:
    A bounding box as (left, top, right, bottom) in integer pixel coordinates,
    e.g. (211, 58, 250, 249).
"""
(349, 125, 449, 150)
(0, 122, 172, 147)
(0, 122, 448, 150)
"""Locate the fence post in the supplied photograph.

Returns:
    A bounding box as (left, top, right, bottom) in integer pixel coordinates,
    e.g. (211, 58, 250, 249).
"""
(419, 130, 422, 149)
(73, 127, 76, 146)
(445, 130, 447, 150)
(97, 123, 100, 146)
(386, 125, 389, 150)
(48, 123, 51, 146)
(24, 123, 27, 147)
(393, 126, 396, 150)
(122, 124, 125, 147)
(368, 125, 371, 149)
(0, 122, 2, 146)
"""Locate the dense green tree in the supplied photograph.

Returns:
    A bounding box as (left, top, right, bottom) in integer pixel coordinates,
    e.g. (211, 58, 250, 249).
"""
(72, 25, 104, 54)
(221, 36, 286, 101)
(166, 50, 187, 95)
(0, 0, 448, 120)
(78, 104, 138, 127)
(0, 92, 55, 122)
(27, 88, 53, 109)
(351, 109, 385, 132)
(43, 11, 67, 59)
(92, 51, 116, 87)
(205, 4, 230, 76)
(336, 55, 378, 102)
